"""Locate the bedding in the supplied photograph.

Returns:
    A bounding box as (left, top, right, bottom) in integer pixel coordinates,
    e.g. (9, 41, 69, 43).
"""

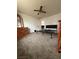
(40, 25, 57, 38)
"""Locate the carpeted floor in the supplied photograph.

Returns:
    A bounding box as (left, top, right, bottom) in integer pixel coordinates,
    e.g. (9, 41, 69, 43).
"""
(17, 32, 61, 59)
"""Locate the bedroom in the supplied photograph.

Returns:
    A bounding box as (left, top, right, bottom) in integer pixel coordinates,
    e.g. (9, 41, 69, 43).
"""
(17, 0, 61, 59)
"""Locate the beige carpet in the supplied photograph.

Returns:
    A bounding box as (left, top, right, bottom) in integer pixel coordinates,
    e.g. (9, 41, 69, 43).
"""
(17, 32, 61, 59)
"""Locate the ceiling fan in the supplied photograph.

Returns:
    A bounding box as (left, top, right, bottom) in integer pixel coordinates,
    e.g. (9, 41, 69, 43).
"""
(34, 6, 46, 15)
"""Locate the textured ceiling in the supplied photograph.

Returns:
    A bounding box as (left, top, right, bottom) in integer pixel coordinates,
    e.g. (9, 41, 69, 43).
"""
(17, 0, 61, 19)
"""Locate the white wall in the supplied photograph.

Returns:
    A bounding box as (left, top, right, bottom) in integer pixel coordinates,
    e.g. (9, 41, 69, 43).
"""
(18, 13, 60, 32)
(40, 13, 61, 25)
(19, 13, 41, 32)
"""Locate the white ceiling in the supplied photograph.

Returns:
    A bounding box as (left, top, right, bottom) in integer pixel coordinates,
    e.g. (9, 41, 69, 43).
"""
(17, 0, 61, 19)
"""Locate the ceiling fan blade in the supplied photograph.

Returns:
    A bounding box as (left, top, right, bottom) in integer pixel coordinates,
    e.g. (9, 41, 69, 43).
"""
(41, 11, 46, 13)
(40, 6, 43, 10)
(34, 10, 39, 11)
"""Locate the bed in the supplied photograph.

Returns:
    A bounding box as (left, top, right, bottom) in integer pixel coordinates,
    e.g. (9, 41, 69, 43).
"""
(40, 25, 57, 38)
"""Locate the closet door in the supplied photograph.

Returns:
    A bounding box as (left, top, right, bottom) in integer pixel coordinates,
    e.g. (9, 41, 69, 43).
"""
(58, 20, 61, 53)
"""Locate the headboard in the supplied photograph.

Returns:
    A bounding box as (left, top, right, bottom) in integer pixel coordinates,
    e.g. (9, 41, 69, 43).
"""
(46, 25, 57, 28)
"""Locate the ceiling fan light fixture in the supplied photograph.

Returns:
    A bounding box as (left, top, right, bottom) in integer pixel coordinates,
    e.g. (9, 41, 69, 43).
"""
(38, 13, 39, 15)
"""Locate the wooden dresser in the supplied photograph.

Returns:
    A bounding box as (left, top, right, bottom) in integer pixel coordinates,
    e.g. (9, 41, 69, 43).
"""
(17, 27, 30, 40)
